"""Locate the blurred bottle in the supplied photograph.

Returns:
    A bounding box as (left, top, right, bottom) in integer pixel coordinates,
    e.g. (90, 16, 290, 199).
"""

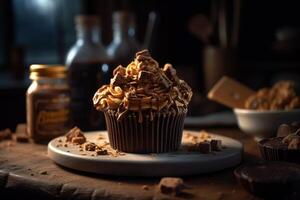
(10, 46, 25, 80)
(107, 11, 157, 67)
(107, 11, 140, 67)
(65, 15, 108, 131)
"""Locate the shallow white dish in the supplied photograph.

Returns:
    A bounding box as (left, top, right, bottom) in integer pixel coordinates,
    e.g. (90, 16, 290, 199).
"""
(234, 108, 300, 138)
(48, 130, 243, 176)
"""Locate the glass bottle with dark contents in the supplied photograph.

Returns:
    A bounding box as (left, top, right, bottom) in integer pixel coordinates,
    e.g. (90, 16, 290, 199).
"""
(66, 15, 109, 131)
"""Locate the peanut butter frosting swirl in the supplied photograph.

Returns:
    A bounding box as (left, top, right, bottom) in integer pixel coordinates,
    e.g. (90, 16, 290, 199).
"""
(93, 50, 193, 121)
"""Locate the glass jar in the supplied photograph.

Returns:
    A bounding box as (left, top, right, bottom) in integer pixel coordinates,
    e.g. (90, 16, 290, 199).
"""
(65, 15, 108, 131)
(26, 65, 71, 143)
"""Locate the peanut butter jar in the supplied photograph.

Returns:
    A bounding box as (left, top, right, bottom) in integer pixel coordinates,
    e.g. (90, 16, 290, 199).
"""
(26, 65, 71, 143)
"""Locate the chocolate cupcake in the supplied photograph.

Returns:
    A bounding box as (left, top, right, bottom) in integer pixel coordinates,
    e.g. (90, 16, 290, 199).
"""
(258, 122, 300, 163)
(93, 50, 193, 153)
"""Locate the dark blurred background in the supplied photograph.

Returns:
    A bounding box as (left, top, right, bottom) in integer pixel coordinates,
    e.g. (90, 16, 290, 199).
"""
(1, 0, 300, 129)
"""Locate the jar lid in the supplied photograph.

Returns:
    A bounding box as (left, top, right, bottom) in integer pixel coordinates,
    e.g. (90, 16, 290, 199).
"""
(30, 65, 67, 80)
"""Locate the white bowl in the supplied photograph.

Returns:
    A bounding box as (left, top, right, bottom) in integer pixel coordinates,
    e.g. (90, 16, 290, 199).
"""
(234, 108, 300, 138)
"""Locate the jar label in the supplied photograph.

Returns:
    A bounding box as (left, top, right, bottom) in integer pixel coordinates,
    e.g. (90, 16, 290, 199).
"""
(35, 96, 70, 136)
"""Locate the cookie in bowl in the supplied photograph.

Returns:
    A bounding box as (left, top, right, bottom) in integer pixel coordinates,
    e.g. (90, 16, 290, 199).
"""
(93, 50, 193, 153)
(245, 81, 300, 110)
(258, 122, 300, 163)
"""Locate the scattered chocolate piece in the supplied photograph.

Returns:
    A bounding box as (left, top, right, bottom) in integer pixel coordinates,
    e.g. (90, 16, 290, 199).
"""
(158, 177, 185, 196)
(64, 144, 68, 147)
(183, 131, 223, 153)
(96, 148, 108, 155)
(97, 135, 105, 140)
(6, 141, 15, 147)
(85, 142, 97, 151)
(0, 128, 12, 141)
(211, 140, 222, 151)
(197, 141, 211, 154)
(282, 129, 300, 144)
(184, 143, 198, 151)
(71, 137, 86, 145)
(15, 123, 27, 134)
(277, 124, 291, 137)
(40, 171, 48, 175)
(288, 137, 300, 150)
(66, 127, 86, 145)
(142, 185, 149, 190)
(199, 131, 211, 140)
(291, 121, 300, 132)
(12, 132, 29, 143)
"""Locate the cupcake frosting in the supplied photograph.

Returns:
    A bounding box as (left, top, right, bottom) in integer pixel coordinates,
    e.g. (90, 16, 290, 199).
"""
(93, 50, 193, 120)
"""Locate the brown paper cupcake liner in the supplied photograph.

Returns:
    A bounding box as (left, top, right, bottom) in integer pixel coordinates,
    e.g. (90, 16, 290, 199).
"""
(104, 110, 186, 153)
(258, 140, 300, 164)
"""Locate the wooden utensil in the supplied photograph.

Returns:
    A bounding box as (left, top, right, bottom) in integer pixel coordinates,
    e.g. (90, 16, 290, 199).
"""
(207, 76, 256, 109)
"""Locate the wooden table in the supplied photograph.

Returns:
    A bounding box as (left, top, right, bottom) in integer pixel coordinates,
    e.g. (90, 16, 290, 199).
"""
(0, 128, 261, 200)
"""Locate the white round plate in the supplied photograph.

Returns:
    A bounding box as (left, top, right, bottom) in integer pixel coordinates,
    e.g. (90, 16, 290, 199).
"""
(48, 130, 243, 176)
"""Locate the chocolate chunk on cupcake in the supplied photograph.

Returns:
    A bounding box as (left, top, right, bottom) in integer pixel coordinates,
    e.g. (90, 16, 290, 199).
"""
(259, 122, 300, 163)
(93, 50, 193, 153)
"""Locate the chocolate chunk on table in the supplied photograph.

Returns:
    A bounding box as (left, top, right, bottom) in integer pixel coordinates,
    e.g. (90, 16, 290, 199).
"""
(158, 177, 185, 196)
(15, 123, 27, 134)
(0, 129, 12, 141)
(12, 132, 29, 143)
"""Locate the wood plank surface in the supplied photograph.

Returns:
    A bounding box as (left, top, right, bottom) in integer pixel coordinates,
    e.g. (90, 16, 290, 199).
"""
(0, 128, 261, 200)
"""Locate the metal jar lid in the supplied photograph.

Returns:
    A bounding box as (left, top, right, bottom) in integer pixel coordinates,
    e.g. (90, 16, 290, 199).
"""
(29, 64, 67, 80)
